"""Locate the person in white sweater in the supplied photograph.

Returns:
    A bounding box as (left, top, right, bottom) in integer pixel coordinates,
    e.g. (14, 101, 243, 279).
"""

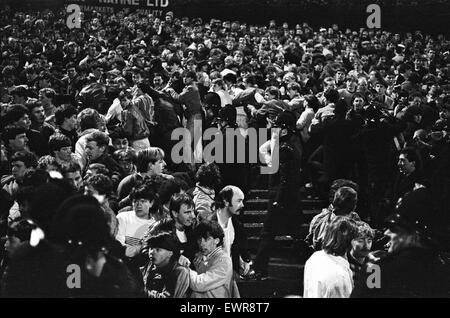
(303, 215, 359, 298)
(116, 184, 158, 257)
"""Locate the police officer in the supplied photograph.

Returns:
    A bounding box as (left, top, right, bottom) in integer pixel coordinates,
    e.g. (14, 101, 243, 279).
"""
(250, 110, 303, 280)
(352, 188, 450, 297)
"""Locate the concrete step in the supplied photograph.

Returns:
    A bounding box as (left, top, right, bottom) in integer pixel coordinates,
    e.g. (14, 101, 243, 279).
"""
(240, 209, 321, 223)
(237, 261, 304, 298)
(248, 235, 296, 242)
(243, 209, 320, 216)
(248, 188, 325, 200)
(244, 223, 310, 240)
(244, 223, 309, 231)
(247, 189, 274, 200)
(244, 222, 265, 237)
(248, 173, 270, 190)
(237, 249, 305, 297)
(237, 278, 301, 298)
(245, 198, 327, 211)
(247, 235, 308, 253)
(245, 199, 269, 210)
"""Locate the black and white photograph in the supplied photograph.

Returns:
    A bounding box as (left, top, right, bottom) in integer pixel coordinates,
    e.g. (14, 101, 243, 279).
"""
(0, 0, 449, 302)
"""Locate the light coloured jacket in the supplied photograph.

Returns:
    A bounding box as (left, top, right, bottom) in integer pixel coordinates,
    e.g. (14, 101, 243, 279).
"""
(189, 247, 238, 298)
(193, 184, 215, 222)
(303, 250, 353, 298)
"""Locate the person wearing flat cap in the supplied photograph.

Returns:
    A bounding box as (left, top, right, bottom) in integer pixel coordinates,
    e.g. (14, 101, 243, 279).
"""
(352, 188, 450, 297)
(143, 232, 190, 298)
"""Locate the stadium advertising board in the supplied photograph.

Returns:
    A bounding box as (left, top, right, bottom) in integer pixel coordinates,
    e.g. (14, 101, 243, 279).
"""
(66, 0, 170, 16)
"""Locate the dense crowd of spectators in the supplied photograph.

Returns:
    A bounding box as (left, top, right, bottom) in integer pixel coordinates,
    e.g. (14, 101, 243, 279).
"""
(0, 5, 449, 298)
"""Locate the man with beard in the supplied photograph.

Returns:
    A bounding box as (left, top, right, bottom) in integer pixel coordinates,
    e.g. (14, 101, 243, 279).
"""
(352, 188, 450, 298)
(205, 186, 252, 277)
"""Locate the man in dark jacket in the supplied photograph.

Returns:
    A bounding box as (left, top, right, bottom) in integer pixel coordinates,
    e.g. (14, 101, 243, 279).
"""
(84, 131, 124, 189)
(310, 99, 358, 192)
(54, 105, 79, 152)
(358, 105, 406, 225)
(390, 147, 424, 206)
(164, 70, 203, 162)
(142, 193, 197, 264)
(250, 110, 303, 280)
(215, 105, 250, 196)
(143, 232, 190, 298)
(206, 185, 252, 277)
(1, 195, 143, 298)
(4, 104, 49, 156)
(27, 101, 55, 144)
(352, 188, 450, 298)
(120, 89, 151, 151)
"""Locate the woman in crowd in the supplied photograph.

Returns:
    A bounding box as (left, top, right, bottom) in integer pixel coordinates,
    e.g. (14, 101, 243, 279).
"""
(303, 216, 359, 298)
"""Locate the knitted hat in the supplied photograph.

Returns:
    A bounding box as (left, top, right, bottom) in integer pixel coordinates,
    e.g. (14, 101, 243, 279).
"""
(148, 232, 180, 253)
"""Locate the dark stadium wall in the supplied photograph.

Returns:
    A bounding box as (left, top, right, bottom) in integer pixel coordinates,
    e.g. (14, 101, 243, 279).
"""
(1, 0, 449, 35)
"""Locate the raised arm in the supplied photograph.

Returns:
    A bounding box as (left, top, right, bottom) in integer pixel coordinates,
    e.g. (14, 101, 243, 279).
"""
(189, 255, 232, 292)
